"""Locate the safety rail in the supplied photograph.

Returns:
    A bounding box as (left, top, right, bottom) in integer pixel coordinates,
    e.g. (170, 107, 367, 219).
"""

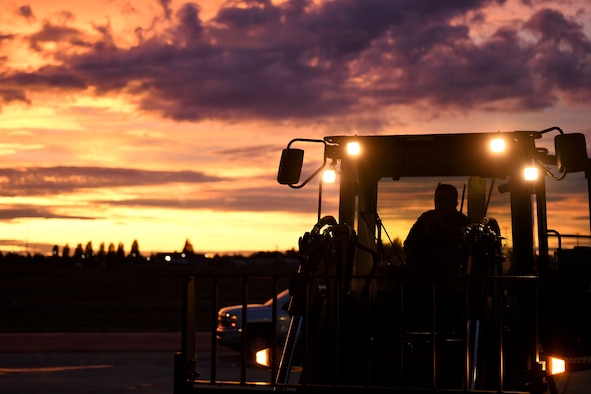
(173, 272, 540, 394)
(547, 230, 591, 250)
(174, 272, 294, 392)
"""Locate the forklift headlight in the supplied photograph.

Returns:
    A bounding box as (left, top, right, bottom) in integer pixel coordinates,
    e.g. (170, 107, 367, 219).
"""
(523, 166, 539, 181)
(490, 137, 506, 153)
(323, 168, 336, 183)
(346, 141, 360, 156)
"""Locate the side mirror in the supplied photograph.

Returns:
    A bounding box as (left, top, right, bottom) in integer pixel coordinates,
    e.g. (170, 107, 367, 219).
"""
(277, 148, 304, 185)
(555, 133, 589, 173)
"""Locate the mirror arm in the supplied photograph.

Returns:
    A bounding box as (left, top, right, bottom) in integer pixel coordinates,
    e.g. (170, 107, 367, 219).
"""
(286, 139, 327, 189)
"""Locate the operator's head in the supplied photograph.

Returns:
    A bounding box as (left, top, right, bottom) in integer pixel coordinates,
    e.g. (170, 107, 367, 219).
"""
(434, 183, 459, 212)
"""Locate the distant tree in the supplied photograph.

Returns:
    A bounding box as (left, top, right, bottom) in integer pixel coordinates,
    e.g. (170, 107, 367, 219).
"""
(106, 242, 116, 265)
(183, 239, 194, 255)
(73, 243, 84, 262)
(31, 253, 46, 264)
(116, 242, 125, 263)
(51, 245, 60, 263)
(85, 241, 94, 258)
(97, 242, 106, 259)
(381, 237, 405, 264)
(130, 239, 140, 258)
(62, 244, 70, 260)
(129, 239, 142, 263)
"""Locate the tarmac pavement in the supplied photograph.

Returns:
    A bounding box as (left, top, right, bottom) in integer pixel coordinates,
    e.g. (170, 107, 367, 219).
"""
(0, 332, 187, 353)
(1, 333, 589, 393)
(0, 332, 218, 394)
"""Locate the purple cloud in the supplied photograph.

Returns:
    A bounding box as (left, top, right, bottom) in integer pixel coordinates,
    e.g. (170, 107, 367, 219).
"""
(0, 1, 589, 120)
(17, 5, 35, 21)
(0, 205, 95, 220)
(0, 166, 224, 197)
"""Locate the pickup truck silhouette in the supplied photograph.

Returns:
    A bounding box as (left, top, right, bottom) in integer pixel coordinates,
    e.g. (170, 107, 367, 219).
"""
(216, 289, 291, 358)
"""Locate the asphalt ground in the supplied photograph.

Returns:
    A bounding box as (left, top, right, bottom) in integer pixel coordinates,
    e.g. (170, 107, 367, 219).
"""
(1, 333, 589, 394)
(0, 332, 185, 353)
(0, 333, 189, 394)
(0, 332, 278, 394)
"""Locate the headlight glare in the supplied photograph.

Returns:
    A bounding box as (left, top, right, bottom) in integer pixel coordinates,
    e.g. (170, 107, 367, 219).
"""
(490, 138, 506, 153)
(323, 169, 336, 183)
(346, 141, 360, 156)
(523, 166, 539, 181)
(547, 357, 566, 375)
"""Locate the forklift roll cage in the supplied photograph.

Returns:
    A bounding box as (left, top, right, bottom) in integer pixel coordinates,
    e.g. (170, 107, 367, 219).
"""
(278, 128, 590, 277)
(175, 127, 590, 394)
(273, 127, 591, 392)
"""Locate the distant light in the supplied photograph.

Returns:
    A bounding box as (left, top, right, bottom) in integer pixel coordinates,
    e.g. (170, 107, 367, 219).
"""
(523, 166, 539, 181)
(490, 138, 506, 153)
(346, 141, 361, 156)
(164, 255, 172, 262)
(323, 169, 336, 183)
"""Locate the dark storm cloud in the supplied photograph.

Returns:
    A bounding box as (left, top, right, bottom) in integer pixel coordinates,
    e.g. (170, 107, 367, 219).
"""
(0, 166, 224, 197)
(99, 185, 326, 214)
(0, 88, 31, 104)
(1, 0, 590, 120)
(159, 0, 174, 20)
(216, 144, 279, 161)
(17, 5, 35, 21)
(28, 22, 85, 52)
(1, 66, 86, 89)
(0, 204, 94, 220)
(523, 9, 591, 103)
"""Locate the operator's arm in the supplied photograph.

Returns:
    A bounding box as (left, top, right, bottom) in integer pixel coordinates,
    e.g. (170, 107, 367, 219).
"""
(403, 212, 431, 259)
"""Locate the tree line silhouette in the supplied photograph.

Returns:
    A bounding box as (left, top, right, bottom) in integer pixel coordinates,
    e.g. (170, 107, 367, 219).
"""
(0, 238, 302, 266)
(0, 239, 199, 265)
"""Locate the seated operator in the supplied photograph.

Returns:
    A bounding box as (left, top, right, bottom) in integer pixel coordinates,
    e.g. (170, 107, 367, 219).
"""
(403, 183, 471, 278)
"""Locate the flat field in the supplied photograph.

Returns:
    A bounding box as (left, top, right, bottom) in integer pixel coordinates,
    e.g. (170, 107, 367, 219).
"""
(0, 261, 296, 332)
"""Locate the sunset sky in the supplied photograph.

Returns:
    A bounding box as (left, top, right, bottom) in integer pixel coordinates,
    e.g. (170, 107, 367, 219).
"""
(1, 0, 590, 256)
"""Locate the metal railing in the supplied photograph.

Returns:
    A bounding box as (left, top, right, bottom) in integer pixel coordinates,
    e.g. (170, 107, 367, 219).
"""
(174, 270, 542, 394)
(547, 230, 591, 250)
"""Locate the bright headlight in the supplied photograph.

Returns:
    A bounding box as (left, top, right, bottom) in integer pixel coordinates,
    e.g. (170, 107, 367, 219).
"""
(255, 348, 271, 368)
(322, 168, 336, 183)
(547, 357, 566, 375)
(490, 138, 506, 153)
(523, 166, 539, 181)
(346, 141, 360, 156)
